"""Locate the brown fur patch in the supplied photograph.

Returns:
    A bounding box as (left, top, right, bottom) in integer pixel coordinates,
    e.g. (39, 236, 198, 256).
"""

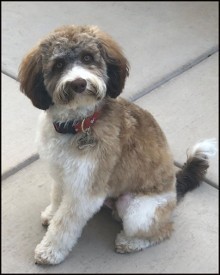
(18, 46, 53, 110)
(94, 28, 129, 98)
(89, 97, 175, 197)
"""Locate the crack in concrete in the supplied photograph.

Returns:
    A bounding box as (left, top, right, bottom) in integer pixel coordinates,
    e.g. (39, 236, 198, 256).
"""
(2, 154, 39, 181)
(129, 46, 218, 102)
(1, 70, 18, 82)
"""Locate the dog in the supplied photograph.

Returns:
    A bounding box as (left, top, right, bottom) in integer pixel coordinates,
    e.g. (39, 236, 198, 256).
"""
(18, 25, 216, 265)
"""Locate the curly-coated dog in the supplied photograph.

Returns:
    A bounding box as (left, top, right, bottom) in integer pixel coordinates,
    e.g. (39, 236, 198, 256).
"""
(18, 25, 216, 265)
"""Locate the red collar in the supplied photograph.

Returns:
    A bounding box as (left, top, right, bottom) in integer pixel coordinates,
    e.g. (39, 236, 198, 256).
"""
(53, 112, 100, 134)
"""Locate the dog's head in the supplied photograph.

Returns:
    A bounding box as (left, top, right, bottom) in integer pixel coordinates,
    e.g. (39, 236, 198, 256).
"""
(18, 25, 129, 110)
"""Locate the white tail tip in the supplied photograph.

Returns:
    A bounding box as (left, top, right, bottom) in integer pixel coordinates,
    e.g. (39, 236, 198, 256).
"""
(189, 138, 217, 159)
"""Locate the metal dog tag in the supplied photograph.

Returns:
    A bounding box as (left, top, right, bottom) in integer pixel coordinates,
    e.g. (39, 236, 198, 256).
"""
(77, 128, 97, 150)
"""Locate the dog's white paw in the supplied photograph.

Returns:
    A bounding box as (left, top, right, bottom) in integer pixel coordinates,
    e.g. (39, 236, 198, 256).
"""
(41, 205, 56, 226)
(35, 240, 66, 265)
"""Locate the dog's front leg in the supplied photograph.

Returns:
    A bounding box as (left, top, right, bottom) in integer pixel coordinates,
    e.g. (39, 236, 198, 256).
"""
(35, 192, 105, 265)
(41, 165, 63, 226)
(41, 181, 63, 226)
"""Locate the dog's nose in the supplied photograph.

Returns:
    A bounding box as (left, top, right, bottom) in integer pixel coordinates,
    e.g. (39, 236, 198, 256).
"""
(71, 78, 87, 93)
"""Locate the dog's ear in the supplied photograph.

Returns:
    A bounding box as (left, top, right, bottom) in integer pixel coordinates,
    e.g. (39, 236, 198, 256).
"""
(98, 31, 129, 98)
(18, 45, 52, 110)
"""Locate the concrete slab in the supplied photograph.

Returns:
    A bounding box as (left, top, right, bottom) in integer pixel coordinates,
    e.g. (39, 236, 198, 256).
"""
(2, 74, 41, 175)
(136, 53, 218, 185)
(2, 2, 218, 99)
(2, 160, 218, 273)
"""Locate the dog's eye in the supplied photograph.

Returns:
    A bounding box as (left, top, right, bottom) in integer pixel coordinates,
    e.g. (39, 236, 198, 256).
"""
(56, 62, 64, 69)
(54, 60, 65, 71)
(82, 54, 94, 64)
(56, 62, 63, 69)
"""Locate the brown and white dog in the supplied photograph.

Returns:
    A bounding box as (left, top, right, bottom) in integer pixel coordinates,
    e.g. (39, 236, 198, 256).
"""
(18, 25, 216, 265)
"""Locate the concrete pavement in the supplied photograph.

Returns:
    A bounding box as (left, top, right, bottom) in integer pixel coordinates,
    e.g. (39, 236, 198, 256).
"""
(2, 2, 218, 273)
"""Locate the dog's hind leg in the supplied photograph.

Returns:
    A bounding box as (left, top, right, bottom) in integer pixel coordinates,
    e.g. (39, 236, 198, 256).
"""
(115, 192, 176, 253)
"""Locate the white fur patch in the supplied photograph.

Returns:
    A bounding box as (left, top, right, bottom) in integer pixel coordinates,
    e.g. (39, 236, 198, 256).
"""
(189, 138, 217, 159)
(57, 65, 107, 99)
(118, 192, 176, 237)
(36, 111, 98, 193)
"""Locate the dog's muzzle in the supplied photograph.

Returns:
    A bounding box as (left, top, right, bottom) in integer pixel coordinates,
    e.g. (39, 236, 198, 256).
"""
(54, 66, 107, 104)
(54, 78, 87, 104)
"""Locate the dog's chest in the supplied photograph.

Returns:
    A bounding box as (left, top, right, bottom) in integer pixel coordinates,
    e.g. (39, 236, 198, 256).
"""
(36, 114, 99, 190)
(37, 112, 85, 165)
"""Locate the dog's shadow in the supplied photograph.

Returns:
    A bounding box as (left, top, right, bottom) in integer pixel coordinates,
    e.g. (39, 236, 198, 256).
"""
(77, 207, 122, 250)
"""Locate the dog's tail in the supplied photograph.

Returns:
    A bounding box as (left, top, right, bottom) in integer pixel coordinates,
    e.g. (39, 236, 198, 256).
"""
(176, 139, 217, 202)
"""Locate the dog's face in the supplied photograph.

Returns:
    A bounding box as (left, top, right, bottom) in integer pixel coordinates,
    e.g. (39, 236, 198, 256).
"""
(18, 25, 129, 110)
